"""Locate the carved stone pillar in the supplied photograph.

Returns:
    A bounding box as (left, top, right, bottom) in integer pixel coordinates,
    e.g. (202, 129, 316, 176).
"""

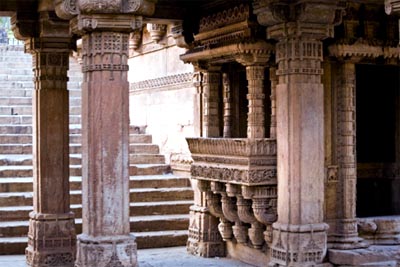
(222, 73, 233, 138)
(246, 65, 265, 139)
(330, 61, 366, 249)
(269, 66, 277, 139)
(13, 11, 77, 267)
(254, 1, 343, 264)
(202, 70, 221, 137)
(73, 25, 136, 267)
(235, 54, 269, 139)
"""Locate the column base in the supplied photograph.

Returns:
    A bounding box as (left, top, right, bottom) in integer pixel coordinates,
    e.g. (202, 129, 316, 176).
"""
(269, 222, 329, 267)
(187, 207, 226, 257)
(75, 234, 137, 267)
(26, 212, 76, 267)
(328, 219, 368, 250)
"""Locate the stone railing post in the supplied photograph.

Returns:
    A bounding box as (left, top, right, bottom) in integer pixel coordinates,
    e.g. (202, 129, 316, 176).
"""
(12, 11, 77, 267)
(222, 72, 233, 138)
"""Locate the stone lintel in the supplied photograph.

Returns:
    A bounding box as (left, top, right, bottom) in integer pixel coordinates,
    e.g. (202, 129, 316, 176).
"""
(75, 234, 137, 267)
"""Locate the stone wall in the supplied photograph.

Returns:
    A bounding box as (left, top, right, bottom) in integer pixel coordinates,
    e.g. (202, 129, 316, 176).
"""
(128, 24, 198, 163)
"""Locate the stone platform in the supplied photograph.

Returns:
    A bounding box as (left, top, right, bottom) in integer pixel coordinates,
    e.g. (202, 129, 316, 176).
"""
(0, 246, 255, 267)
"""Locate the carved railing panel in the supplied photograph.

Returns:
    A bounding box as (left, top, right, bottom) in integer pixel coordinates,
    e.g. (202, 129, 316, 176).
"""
(188, 138, 278, 250)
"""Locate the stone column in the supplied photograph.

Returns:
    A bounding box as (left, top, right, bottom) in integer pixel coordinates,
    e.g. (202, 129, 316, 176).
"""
(269, 66, 277, 139)
(254, 2, 343, 265)
(202, 69, 221, 137)
(13, 11, 77, 267)
(270, 28, 329, 266)
(246, 65, 265, 139)
(222, 72, 233, 138)
(235, 53, 269, 139)
(187, 70, 226, 257)
(69, 16, 143, 267)
(330, 61, 366, 249)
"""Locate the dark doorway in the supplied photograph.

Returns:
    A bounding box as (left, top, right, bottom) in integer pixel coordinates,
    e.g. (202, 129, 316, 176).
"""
(356, 64, 400, 217)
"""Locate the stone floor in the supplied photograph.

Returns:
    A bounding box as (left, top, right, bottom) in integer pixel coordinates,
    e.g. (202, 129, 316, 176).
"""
(0, 246, 256, 267)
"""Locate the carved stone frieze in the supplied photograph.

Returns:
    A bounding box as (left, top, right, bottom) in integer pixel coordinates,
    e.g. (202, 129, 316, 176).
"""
(130, 72, 192, 91)
(187, 138, 277, 157)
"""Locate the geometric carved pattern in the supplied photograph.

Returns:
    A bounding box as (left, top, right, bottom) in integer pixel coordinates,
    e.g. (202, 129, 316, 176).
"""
(130, 73, 192, 91)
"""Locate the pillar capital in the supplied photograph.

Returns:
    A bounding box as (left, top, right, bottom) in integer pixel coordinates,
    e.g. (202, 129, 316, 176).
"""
(55, 0, 156, 20)
(253, 0, 345, 41)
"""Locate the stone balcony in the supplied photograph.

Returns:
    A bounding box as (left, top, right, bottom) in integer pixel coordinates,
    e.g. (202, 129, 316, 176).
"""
(187, 137, 277, 250)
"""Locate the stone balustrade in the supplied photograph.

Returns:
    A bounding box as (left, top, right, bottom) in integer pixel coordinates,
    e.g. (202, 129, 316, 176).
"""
(187, 137, 277, 250)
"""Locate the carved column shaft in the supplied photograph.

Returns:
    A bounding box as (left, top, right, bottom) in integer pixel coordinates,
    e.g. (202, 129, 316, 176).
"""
(75, 29, 137, 267)
(270, 24, 329, 265)
(269, 67, 277, 139)
(20, 12, 76, 266)
(246, 65, 265, 139)
(222, 73, 232, 138)
(202, 71, 220, 137)
(331, 61, 365, 249)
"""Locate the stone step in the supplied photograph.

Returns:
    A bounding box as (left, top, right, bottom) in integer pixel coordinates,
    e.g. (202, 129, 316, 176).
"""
(0, 115, 31, 125)
(0, 166, 32, 178)
(0, 200, 192, 222)
(0, 144, 32, 154)
(0, 106, 32, 116)
(0, 187, 193, 207)
(130, 144, 159, 154)
(0, 134, 31, 144)
(0, 97, 31, 106)
(0, 155, 32, 166)
(0, 81, 34, 89)
(131, 164, 171, 176)
(0, 162, 173, 178)
(130, 134, 152, 144)
(135, 230, 188, 249)
(0, 214, 189, 238)
(0, 229, 188, 254)
(0, 89, 31, 97)
(0, 174, 190, 193)
(0, 125, 31, 134)
(130, 154, 165, 164)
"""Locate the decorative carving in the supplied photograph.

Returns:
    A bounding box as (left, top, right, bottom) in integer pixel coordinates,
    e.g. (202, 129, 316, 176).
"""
(386, 0, 400, 16)
(129, 29, 142, 51)
(202, 71, 220, 137)
(222, 73, 232, 138)
(75, 235, 137, 267)
(199, 4, 250, 33)
(55, 0, 79, 20)
(71, 14, 143, 35)
(245, 65, 265, 139)
(147, 23, 167, 43)
(26, 213, 76, 267)
(130, 72, 192, 91)
(171, 23, 189, 49)
(269, 66, 277, 139)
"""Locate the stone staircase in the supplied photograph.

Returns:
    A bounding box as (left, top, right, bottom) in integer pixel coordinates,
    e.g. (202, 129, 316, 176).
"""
(0, 44, 193, 254)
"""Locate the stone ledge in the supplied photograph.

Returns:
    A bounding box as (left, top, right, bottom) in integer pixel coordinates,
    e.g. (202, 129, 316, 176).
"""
(328, 245, 400, 265)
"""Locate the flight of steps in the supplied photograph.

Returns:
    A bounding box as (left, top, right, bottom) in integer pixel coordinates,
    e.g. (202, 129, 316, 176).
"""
(0, 44, 193, 254)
